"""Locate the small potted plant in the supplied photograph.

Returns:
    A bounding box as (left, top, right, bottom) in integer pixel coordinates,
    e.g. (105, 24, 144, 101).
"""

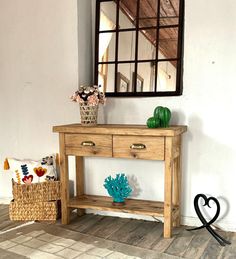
(71, 85, 105, 126)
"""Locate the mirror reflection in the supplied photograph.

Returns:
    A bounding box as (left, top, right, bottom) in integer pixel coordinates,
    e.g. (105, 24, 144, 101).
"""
(96, 0, 183, 96)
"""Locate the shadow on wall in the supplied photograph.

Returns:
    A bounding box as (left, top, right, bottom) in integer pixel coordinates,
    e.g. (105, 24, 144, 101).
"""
(199, 195, 230, 229)
(128, 175, 142, 198)
(182, 114, 233, 221)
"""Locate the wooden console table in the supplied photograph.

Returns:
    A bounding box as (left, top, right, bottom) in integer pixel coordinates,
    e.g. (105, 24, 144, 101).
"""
(53, 124, 187, 238)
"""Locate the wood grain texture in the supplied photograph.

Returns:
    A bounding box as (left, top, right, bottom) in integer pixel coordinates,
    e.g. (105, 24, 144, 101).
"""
(119, 0, 180, 64)
(59, 133, 70, 224)
(125, 221, 162, 246)
(165, 230, 194, 257)
(86, 217, 131, 239)
(108, 219, 143, 243)
(3, 204, 232, 259)
(53, 123, 187, 239)
(75, 156, 85, 216)
(183, 229, 211, 259)
(164, 136, 173, 238)
(173, 135, 181, 227)
(53, 124, 187, 137)
(65, 133, 112, 157)
(135, 222, 164, 249)
(199, 238, 223, 259)
(68, 195, 177, 217)
(113, 135, 164, 160)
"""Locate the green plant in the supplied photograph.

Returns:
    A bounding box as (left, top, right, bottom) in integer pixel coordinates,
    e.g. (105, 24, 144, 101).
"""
(154, 106, 171, 127)
(146, 117, 160, 128)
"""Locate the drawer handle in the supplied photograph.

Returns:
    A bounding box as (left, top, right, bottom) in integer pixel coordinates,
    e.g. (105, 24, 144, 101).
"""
(81, 141, 95, 147)
(130, 143, 146, 150)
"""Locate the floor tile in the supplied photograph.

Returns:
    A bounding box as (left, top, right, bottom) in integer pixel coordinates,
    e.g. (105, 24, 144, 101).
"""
(39, 243, 65, 253)
(74, 254, 101, 259)
(37, 233, 60, 242)
(106, 251, 130, 259)
(1, 209, 234, 259)
(25, 230, 46, 238)
(23, 238, 47, 249)
(8, 244, 35, 257)
(52, 237, 76, 247)
(0, 240, 16, 249)
(0, 247, 27, 259)
(10, 235, 32, 244)
(70, 241, 94, 252)
(29, 250, 63, 259)
(56, 247, 83, 259)
(87, 247, 113, 257)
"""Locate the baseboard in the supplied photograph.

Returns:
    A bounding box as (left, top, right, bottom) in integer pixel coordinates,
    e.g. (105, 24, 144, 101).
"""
(182, 215, 236, 232)
(0, 197, 12, 204)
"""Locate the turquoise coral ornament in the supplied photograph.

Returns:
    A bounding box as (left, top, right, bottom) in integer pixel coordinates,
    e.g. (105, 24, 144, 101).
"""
(104, 173, 132, 204)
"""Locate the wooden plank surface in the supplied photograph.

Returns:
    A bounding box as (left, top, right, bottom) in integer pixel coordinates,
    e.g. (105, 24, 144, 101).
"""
(183, 229, 211, 259)
(53, 124, 187, 137)
(59, 133, 70, 224)
(0, 206, 232, 259)
(164, 136, 173, 238)
(124, 221, 162, 246)
(68, 195, 177, 217)
(108, 219, 143, 243)
(76, 156, 85, 216)
(85, 216, 131, 239)
(113, 135, 164, 160)
(173, 135, 181, 227)
(65, 134, 112, 157)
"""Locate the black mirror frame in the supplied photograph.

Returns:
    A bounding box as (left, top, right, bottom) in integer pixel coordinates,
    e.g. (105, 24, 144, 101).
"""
(94, 0, 185, 97)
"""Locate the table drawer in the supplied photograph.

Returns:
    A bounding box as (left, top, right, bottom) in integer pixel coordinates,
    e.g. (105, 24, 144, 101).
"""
(113, 135, 164, 160)
(65, 134, 112, 157)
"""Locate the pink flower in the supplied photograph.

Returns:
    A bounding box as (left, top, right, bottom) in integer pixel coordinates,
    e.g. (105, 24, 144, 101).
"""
(70, 86, 106, 105)
(87, 95, 99, 106)
(76, 95, 84, 103)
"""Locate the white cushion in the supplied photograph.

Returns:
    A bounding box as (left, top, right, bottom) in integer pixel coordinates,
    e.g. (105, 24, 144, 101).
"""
(8, 156, 57, 184)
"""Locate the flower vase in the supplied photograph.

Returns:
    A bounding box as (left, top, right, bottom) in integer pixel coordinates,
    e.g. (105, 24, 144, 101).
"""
(79, 102, 98, 126)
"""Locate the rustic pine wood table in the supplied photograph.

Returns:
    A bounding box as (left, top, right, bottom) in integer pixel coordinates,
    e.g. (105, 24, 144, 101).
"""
(53, 124, 187, 238)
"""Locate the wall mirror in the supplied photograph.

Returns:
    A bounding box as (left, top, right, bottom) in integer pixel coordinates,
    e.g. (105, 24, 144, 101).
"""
(95, 0, 184, 97)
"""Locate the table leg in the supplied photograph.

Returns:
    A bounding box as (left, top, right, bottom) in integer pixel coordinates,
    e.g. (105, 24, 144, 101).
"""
(173, 136, 181, 227)
(164, 137, 173, 238)
(59, 133, 70, 224)
(76, 156, 85, 216)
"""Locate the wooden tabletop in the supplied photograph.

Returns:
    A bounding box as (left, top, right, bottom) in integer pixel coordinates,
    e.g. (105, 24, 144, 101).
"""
(53, 124, 187, 137)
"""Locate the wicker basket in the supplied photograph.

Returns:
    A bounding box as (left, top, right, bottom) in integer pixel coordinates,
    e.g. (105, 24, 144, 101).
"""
(80, 102, 98, 126)
(9, 200, 59, 221)
(12, 180, 61, 204)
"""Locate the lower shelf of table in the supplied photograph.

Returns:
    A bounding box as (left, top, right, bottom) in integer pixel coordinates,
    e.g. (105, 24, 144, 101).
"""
(68, 195, 178, 217)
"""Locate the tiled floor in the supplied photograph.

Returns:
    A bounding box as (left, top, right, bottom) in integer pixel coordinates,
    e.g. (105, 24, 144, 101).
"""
(0, 204, 235, 259)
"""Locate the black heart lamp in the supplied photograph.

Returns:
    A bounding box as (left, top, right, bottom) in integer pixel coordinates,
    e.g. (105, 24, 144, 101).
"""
(187, 194, 231, 246)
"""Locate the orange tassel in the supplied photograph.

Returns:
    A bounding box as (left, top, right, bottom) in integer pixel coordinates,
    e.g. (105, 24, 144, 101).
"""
(4, 158, 10, 170)
(15, 170, 21, 184)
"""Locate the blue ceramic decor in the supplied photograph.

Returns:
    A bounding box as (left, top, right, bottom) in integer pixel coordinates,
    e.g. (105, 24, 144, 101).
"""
(104, 173, 132, 204)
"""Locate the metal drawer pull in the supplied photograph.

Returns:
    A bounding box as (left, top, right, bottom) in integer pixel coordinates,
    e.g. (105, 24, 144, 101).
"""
(81, 141, 95, 147)
(130, 143, 146, 150)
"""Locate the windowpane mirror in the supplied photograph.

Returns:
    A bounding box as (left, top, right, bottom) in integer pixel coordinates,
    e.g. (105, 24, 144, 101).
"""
(95, 0, 184, 97)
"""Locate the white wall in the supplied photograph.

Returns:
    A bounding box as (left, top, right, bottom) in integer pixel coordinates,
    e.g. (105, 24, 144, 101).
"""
(90, 0, 236, 231)
(0, 0, 92, 197)
(1, 0, 236, 231)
